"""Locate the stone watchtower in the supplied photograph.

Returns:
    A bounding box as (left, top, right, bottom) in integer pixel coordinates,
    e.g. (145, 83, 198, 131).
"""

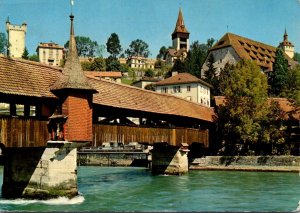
(172, 8, 190, 52)
(278, 28, 295, 59)
(6, 17, 27, 58)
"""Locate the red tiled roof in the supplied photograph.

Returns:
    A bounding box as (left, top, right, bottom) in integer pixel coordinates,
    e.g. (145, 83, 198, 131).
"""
(155, 73, 212, 88)
(172, 8, 189, 35)
(84, 71, 122, 78)
(0, 56, 214, 122)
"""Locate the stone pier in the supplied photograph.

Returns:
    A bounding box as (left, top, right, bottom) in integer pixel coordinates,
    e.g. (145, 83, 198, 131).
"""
(151, 142, 189, 175)
(2, 141, 84, 199)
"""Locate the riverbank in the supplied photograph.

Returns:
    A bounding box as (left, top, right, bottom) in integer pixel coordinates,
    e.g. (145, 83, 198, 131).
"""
(189, 156, 300, 172)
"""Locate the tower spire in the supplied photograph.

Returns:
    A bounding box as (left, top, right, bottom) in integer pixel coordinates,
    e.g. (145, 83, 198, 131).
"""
(173, 7, 189, 34)
(50, 13, 97, 94)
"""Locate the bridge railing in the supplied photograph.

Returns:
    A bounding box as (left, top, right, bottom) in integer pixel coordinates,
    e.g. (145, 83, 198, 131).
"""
(0, 118, 209, 148)
(92, 124, 209, 147)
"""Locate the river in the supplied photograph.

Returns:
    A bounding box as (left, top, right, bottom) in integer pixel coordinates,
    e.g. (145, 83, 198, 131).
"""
(0, 166, 299, 212)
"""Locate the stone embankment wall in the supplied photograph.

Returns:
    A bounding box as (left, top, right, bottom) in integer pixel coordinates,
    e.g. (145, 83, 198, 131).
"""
(190, 156, 300, 172)
(78, 152, 149, 167)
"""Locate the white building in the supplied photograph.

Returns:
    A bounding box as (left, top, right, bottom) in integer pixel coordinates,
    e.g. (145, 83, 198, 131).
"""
(155, 72, 212, 107)
(127, 56, 155, 69)
(36, 42, 64, 66)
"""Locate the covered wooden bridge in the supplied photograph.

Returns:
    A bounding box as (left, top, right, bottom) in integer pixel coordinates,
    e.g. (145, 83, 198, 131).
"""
(0, 55, 215, 149)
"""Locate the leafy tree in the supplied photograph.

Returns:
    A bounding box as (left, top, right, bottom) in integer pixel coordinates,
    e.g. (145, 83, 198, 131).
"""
(0, 32, 7, 55)
(217, 62, 234, 96)
(144, 69, 155, 77)
(216, 60, 271, 155)
(90, 57, 106, 71)
(204, 54, 217, 83)
(269, 48, 289, 96)
(206, 38, 215, 49)
(22, 47, 29, 59)
(284, 65, 300, 107)
(156, 46, 169, 60)
(106, 33, 122, 59)
(81, 61, 93, 71)
(28, 54, 39, 62)
(119, 63, 131, 73)
(64, 36, 99, 57)
(182, 41, 208, 77)
(294, 52, 300, 63)
(106, 56, 121, 71)
(125, 39, 150, 58)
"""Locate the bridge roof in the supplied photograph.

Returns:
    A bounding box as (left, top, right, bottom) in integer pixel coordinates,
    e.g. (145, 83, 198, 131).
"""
(0, 56, 214, 122)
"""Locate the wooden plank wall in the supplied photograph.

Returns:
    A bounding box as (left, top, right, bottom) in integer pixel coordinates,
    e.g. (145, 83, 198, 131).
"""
(0, 118, 209, 148)
(0, 118, 49, 147)
(92, 125, 209, 147)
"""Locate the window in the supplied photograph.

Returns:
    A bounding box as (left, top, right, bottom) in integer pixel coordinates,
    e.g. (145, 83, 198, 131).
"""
(162, 87, 168, 94)
(173, 86, 181, 93)
(0, 103, 10, 116)
(16, 104, 24, 116)
(187, 85, 191, 92)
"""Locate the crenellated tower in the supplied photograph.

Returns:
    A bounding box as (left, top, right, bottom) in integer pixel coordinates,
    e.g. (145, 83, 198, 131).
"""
(6, 17, 27, 58)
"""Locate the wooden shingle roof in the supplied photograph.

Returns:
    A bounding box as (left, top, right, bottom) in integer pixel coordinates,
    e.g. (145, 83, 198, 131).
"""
(0, 56, 214, 122)
(155, 73, 212, 88)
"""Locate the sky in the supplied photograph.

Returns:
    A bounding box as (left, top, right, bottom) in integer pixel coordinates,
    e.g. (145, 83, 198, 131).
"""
(0, 0, 299, 58)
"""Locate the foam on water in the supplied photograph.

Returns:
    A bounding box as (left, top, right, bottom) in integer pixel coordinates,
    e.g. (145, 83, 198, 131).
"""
(0, 195, 84, 206)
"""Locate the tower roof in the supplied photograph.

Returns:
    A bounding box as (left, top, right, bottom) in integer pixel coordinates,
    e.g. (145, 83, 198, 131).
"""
(280, 28, 294, 48)
(172, 7, 189, 35)
(50, 14, 97, 94)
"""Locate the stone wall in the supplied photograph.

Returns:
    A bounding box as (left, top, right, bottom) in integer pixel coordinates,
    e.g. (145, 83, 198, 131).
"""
(190, 156, 300, 172)
(78, 152, 148, 167)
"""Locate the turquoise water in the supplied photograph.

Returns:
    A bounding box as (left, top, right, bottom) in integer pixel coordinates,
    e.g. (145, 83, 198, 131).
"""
(0, 166, 300, 212)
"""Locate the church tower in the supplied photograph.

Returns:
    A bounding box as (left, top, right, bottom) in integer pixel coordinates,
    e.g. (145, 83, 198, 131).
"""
(6, 17, 27, 58)
(172, 7, 190, 52)
(278, 28, 294, 59)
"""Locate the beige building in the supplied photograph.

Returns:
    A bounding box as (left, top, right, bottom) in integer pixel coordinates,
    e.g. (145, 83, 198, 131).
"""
(84, 71, 122, 83)
(36, 42, 64, 66)
(166, 8, 190, 65)
(127, 56, 156, 69)
(155, 72, 212, 107)
(6, 18, 27, 58)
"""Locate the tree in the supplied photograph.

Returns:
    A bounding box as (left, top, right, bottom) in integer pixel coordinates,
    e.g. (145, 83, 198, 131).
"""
(81, 61, 93, 71)
(28, 54, 39, 62)
(216, 60, 272, 155)
(125, 39, 150, 58)
(64, 36, 99, 58)
(182, 41, 208, 77)
(22, 47, 29, 59)
(217, 62, 234, 96)
(106, 33, 122, 59)
(0, 32, 7, 55)
(90, 57, 106, 71)
(206, 38, 215, 49)
(144, 69, 154, 77)
(294, 52, 300, 63)
(269, 48, 289, 96)
(106, 56, 121, 71)
(284, 65, 300, 107)
(156, 46, 169, 60)
(204, 54, 217, 84)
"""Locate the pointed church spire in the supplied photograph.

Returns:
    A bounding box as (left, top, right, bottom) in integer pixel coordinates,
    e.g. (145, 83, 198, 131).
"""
(51, 14, 97, 94)
(283, 27, 288, 41)
(173, 7, 189, 35)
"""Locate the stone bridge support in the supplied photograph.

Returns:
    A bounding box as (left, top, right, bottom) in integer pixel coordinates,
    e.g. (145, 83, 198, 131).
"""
(151, 142, 189, 175)
(2, 141, 85, 199)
